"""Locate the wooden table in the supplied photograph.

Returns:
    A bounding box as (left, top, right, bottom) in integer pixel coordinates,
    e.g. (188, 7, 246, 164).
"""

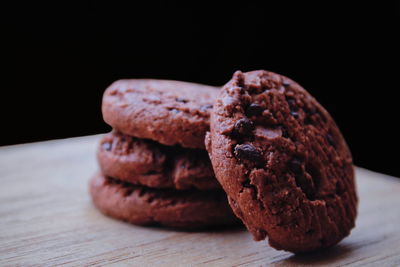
(0, 135, 399, 266)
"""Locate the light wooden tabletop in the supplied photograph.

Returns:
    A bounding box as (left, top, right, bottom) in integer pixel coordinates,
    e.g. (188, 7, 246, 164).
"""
(0, 135, 399, 266)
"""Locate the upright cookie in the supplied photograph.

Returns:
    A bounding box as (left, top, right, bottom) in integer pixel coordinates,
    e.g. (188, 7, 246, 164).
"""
(102, 79, 218, 149)
(207, 70, 357, 252)
(98, 131, 220, 190)
(89, 173, 239, 228)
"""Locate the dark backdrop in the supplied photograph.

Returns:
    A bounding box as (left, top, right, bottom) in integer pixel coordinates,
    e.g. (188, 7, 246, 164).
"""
(1, 3, 398, 177)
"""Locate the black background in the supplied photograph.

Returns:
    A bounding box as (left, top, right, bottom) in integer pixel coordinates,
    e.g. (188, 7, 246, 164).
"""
(1, 2, 398, 177)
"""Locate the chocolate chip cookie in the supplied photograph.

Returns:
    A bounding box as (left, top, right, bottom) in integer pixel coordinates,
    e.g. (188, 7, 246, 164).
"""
(102, 79, 218, 149)
(89, 173, 239, 228)
(98, 131, 220, 190)
(207, 70, 357, 252)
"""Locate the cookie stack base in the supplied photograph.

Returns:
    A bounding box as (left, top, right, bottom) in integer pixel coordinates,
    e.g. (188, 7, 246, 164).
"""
(90, 173, 239, 229)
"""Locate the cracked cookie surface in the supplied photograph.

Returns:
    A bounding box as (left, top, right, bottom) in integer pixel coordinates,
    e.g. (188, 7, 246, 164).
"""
(207, 70, 357, 252)
(89, 173, 239, 228)
(102, 79, 218, 149)
(98, 131, 220, 190)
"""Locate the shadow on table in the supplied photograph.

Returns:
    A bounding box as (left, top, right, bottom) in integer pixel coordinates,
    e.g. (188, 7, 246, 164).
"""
(144, 222, 246, 234)
(273, 244, 353, 266)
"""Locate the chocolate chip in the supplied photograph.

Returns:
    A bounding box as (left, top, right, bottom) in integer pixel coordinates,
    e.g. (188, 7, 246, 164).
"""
(246, 103, 264, 117)
(102, 142, 112, 151)
(326, 133, 336, 147)
(281, 126, 289, 138)
(233, 118, 254, 137)
(241, 179, 258, 200)
(282, 80, 291, 87)
(289, 157, 303, 174)
(234, 144, 263, 165)
(286, 98, 301, 119)
(248, 85, 263, 94)
(304, 107, 316, 125)
(290, 160, 319, 200)
(287, 98, 298, 112)
(294, 174, 316, 200)
(175, 97, 188, 103)
(242, 180, 253, 188)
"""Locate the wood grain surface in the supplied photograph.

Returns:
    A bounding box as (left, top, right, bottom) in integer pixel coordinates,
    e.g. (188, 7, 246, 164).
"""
(0, 135, 399, 266)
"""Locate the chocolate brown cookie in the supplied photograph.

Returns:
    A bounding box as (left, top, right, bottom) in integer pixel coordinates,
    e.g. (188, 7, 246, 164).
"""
(89, 173, 239, 228)
(207, 70, 357, 252)
(102, 79, 218, 149)
(98, 131, 220, 190)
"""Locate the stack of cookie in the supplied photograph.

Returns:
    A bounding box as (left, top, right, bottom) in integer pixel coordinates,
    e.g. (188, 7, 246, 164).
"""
(90, 79, 239, 228)
(90, 71, 358, 253)
(206, 70, 357, 252)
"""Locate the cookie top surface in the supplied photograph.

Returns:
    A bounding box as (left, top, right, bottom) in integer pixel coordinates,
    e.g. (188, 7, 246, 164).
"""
(98, 131, 220, 190)
(89, 173, 239, 228)
(208, 70, 357, 252)
(102, 79, 219, 149)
